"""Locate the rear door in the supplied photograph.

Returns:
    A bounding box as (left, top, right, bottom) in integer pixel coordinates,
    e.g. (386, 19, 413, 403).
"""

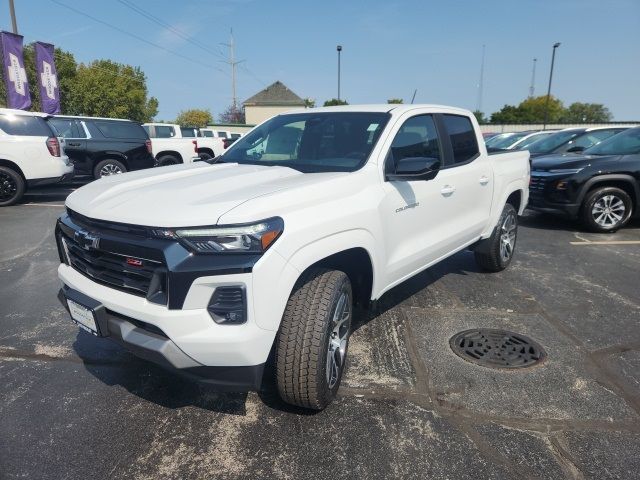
(435, 114, 493, 242)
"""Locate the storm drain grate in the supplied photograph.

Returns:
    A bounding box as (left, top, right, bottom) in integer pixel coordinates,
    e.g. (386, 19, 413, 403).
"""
(449, 329, 546, 369)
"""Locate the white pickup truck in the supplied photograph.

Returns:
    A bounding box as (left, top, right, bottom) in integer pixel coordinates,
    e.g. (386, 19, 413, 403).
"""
(56, 105, 529, 409)
(143, 123, 224, 164)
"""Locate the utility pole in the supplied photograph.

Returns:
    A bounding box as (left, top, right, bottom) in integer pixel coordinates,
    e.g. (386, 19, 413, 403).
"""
(221, 29, 243, 109)
(543, 43, 561, 130)
(476, 44, 485, 113)
(9, 0, 18, 34)
(336, 45, 342, 101)
(529, 58, 537, 97)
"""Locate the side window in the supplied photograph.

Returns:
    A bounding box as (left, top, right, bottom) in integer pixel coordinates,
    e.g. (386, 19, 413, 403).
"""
(48, 118, 76, 138)
(73, 121, 87, 138)
(94, 121, 147, 139)
(202, 130, 213, 137)
(155, 125, 175, 138)
(387, 115, 441, 172)
(442, 114, 479, 164)
(180, 127, 196, 137)
(217, 131, 228, 138)
(0, 115, 52, 136)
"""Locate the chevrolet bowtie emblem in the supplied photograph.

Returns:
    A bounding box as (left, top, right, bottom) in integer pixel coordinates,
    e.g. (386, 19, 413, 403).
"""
(74, 229, 100, 250)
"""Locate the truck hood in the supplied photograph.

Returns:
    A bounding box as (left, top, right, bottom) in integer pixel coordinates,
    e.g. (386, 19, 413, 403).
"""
(65, 162, 323, 227)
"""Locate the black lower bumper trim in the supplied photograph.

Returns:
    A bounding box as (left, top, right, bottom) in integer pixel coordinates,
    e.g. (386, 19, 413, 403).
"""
(60, 286, 265, 392)
(27, 172, 74, 187)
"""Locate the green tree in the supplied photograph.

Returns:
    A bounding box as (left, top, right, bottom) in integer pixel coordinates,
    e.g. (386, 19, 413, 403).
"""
(490, 95, 564, 123)
(323, 98, 348, 106)
(66, 59, 158, 122)
(218, 104, 245, 124)
(175, 108, 213, 127)
(560, 102, 612, 123)
(473, 110, 487, 124)
(387, 98, 403, 104)
(303, 98, 316, 108)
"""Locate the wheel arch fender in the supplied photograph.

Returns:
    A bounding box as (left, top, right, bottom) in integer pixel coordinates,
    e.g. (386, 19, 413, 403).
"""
(155, 150, 184, 163)
(253, 230, 379, 331)
(481, 179, 527, 238)
(576, 174, 639, 209)
(94, 152, 129, 169)
(0, 158, 26, 180)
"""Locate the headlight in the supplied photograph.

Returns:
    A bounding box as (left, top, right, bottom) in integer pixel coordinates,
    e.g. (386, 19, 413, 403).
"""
(548, 168, 584, 174)
(152, 217, 284, 254)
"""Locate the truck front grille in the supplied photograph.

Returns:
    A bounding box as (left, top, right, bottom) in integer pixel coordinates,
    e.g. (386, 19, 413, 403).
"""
(62, 233, 164, 300)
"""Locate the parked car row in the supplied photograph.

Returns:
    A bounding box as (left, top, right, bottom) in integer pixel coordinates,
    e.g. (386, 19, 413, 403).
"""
(0, 108, 246, 206)
(483, 125, 639, 232)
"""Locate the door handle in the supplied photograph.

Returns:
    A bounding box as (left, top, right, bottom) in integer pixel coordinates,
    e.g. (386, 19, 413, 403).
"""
(479, 176, 489, 185)
(440, 185, 456, 196)
(67, 142, 81, 147)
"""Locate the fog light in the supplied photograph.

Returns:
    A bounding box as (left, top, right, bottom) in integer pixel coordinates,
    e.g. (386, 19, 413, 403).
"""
(556, 181, 568, 190)
(208, 286, 246, 324)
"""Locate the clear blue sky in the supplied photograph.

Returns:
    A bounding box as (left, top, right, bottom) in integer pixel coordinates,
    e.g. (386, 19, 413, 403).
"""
(7, 0, 640, 120)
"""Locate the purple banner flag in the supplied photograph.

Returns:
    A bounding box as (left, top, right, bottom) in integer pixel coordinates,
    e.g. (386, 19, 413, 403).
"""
(35, 42, 60, 114)
(0, 31, 31, 110)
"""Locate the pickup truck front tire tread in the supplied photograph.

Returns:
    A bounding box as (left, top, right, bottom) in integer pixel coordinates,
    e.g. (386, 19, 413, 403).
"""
(0, 166, 25, 207)
(474, 203, 518, 272)
(276, 268, 351, 410)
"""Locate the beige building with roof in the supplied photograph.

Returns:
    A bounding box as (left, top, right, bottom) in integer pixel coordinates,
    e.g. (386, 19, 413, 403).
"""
(243, 81, 306, 125)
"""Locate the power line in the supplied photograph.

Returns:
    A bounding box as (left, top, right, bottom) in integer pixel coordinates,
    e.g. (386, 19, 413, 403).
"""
(49, 0, 223, 73)
(116, 0, 227, 62)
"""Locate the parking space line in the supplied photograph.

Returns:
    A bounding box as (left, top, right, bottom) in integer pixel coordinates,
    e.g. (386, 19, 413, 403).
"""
(21, 203, 65, 208)
(570, 240, 640, 245)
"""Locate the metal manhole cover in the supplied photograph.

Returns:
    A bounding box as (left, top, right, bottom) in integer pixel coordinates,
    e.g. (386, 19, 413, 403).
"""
(449, 329, 546, 369)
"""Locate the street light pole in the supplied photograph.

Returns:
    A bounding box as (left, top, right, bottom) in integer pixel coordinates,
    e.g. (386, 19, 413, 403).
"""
(9, 0, 18, 34)
(543, 42, 561, 130)
(337, 45, 342, 101)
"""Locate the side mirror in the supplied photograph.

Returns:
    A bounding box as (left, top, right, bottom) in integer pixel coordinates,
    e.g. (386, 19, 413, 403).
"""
(566, 146, 586, 153)
(386, 157, 441, 181)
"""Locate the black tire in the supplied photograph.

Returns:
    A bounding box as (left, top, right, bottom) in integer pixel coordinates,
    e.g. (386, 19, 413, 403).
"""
(275, 268, 352, 410)
(93, 159, 127, 179)
(156, 155, 180, 167)
(0, 166, 25, 207)
(581, 186, 632, 233)
(474, 203, 518, 272)
(198, 152, 213, 162)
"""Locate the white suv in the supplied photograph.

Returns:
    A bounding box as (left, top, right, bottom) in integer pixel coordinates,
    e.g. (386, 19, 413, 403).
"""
(0, 109, 73, 206)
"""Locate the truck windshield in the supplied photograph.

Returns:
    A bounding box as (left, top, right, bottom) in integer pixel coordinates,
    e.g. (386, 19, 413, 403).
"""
(584, 127, 640, 156)
(218, 112, 390, 173)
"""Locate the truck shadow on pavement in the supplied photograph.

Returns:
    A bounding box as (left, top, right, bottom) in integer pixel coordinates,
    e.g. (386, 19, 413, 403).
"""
(71, 251, 481, 416)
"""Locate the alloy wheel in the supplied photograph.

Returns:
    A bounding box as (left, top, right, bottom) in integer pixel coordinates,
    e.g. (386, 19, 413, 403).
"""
(0, 171, 18, 202)
(592, 194, 625, 228)
(326, 289, 351, 389)
(499, 212, 517, 263)
(100, 163, 124, 177)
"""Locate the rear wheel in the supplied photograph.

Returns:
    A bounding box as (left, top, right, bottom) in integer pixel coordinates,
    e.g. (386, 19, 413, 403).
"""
(474, 203, 518, 272)
(0, 166, 25, 207)
(94, 159, 126, 179)
(156, 155, 180, 166)
(275, 268, 352, 410)
(581, 186, 632, 232)
(198, 152, 213, 162)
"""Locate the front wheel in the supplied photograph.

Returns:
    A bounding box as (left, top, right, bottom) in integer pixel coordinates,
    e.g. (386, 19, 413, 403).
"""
(275, 268, 352, 410)
(0, 166, 25, 207)
(581, 186, 632, 232)
(474, 203, 518, 272)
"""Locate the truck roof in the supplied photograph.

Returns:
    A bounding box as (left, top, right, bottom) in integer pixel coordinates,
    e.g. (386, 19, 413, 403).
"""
(286, 104, 473, 115)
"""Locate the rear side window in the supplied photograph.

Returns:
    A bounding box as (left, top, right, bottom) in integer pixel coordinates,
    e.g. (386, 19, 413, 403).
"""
(442, 114, 479, 164)
(153, 125, 175, 138)
(48, 118, 86, 138)
(0, 114, 52, 136)
(217, 131, 228, 138)
(180, 127, 196, 137)
(202, 130, 213, 137)
(93, 121, 147, 140)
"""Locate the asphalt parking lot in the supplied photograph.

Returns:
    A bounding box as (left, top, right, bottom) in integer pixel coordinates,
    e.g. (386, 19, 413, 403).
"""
(1, 184, 639, 479)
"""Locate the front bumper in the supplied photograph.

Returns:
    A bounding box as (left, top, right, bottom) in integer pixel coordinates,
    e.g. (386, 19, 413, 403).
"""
(60, 285, 265, 390)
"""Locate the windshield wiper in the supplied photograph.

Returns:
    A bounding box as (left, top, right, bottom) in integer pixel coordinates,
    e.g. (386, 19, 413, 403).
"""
(206, 156, 226, 165)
